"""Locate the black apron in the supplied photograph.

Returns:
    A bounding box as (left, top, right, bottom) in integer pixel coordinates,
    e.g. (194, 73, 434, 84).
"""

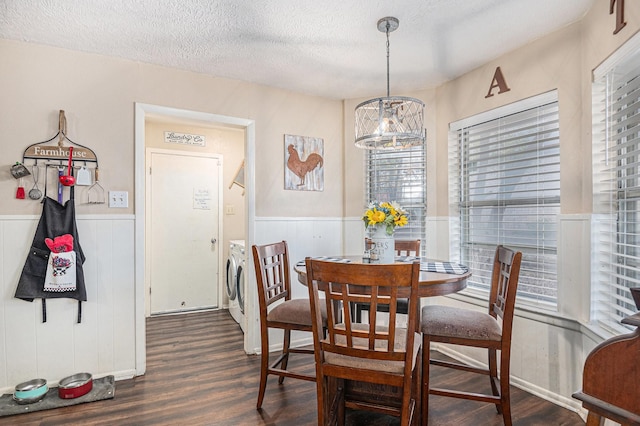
(15, 186, 87, 323)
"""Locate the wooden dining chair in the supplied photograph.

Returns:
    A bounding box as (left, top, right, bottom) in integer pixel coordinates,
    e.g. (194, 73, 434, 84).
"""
(252, 241, 326, 409)
(572, 312, 640, 426)
(305, 258, 422, 426)
(421, 245, 522, 426)
(355, 239, 421, 322)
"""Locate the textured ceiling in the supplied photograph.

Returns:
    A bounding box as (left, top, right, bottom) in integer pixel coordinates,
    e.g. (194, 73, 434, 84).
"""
(0, 0, 596, 99)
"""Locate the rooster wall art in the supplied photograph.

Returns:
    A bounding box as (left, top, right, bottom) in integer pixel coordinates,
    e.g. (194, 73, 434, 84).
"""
(284, 135, 324, 191)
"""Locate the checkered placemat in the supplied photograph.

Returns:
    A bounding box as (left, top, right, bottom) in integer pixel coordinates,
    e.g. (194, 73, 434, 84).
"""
(420, 261, 469, 275)
(296, 257, 352, 267)
(395, 256, 421, 263)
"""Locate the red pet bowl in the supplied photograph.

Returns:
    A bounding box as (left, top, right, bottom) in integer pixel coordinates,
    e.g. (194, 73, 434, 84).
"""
(58, 373, 93, 399)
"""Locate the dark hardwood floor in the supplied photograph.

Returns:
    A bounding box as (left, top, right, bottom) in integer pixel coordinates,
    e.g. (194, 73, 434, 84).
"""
(2, 310, 585, 425)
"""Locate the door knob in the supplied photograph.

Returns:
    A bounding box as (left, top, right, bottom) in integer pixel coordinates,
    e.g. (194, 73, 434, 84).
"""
(211, 238, 217, 245)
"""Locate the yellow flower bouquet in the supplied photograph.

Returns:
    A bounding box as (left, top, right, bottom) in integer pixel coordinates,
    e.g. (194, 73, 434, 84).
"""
(362, 201, 409, 236)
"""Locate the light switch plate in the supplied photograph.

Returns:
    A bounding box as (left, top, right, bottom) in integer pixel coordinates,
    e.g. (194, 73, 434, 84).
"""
(109, 191, 128, 208)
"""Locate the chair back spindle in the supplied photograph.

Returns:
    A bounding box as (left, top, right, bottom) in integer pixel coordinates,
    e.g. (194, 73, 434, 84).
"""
(255, 243, 291, 308)
(355, 239, 421, 323)
(489, 246, 521, 343)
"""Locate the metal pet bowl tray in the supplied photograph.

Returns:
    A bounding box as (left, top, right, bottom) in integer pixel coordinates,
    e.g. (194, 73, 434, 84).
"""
(58, 372, 93, 399)
(13, 378, 48, 404)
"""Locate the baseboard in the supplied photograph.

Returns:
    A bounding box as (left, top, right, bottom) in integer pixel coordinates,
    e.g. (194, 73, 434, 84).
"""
(108, 369, 138, 383)
(253, 336, 314, 355)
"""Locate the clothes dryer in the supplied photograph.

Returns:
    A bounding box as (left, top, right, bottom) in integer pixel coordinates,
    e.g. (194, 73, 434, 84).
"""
(227, 240, 245, 332)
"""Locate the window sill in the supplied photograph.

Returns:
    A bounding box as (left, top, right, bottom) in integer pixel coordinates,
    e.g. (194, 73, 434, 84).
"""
(443, 290, 582, 333)
(436, 289, 629, 345)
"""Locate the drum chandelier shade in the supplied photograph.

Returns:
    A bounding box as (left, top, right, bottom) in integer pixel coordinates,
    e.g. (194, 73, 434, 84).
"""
(355, 17, 426, 150)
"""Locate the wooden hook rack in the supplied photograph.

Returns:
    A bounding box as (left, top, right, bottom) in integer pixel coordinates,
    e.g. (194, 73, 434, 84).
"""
(22, 110, 99, 168)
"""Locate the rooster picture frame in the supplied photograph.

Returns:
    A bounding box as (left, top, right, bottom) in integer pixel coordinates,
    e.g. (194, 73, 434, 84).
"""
(284, 134, 324, 191)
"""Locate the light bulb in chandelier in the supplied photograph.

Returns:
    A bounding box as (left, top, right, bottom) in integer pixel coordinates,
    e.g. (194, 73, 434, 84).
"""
(376, 102, 406, 136)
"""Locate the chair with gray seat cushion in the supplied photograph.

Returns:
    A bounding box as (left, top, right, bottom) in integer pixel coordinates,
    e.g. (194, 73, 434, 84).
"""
(421, 245, 522, 426)
(252, 240, 327, 409)
(306, 258, 422, 425)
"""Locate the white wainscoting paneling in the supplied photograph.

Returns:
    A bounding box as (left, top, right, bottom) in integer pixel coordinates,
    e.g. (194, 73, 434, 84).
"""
(0, 215, 136, 394)
(250, 217, 344, 354)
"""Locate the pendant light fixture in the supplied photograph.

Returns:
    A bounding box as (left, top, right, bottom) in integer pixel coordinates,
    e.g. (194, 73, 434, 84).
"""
(355, 17, 425, 150)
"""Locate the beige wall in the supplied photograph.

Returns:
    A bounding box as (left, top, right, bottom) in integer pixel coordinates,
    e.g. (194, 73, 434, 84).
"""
(0, 39, 344, 218)
(344, 0, 640, 219)
(3, 1, 639, 230)
(433, 1, 640, 217)
(436, 21, 585, 215)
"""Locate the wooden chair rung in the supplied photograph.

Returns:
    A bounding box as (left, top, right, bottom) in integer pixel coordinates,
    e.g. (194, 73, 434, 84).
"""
(267, 367, 316, 382)
(269, 353, 288, 368)
(430, 359, 490, 376)
(429, 387, 501, 404)
(345, 400, 402, 417)
(288, 347, 314, 354)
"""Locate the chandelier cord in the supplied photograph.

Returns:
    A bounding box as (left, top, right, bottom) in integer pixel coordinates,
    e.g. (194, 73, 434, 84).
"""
(385, 21, 391, 98)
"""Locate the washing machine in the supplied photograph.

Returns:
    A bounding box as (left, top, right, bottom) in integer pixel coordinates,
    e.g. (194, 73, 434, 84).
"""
(227, 240, 246, 332)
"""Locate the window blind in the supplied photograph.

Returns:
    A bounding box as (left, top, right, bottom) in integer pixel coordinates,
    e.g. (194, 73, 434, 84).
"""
(450, 93, 560, 305)
(366, 144, 426, 249)
(593, 53, 640, 331)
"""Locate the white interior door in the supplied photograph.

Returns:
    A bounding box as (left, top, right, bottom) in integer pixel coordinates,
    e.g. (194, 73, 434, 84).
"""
(148, 149, 222, 314)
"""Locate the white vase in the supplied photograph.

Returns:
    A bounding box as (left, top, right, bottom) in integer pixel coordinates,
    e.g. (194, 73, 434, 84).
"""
(370, 225, 395, 264)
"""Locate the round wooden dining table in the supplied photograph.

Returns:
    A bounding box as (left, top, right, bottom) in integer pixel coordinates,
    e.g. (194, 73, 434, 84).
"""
(294, 255, 470, 297)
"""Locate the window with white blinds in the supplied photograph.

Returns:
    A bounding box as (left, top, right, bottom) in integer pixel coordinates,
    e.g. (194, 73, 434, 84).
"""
(365, 145, 426, 248)
(592, 41, 640, 332)
(449, 92, 560, 306)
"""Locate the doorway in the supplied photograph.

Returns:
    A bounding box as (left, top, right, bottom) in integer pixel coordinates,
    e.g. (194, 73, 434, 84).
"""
(134, 103, 256, 375)
(146, 149, 222, 315)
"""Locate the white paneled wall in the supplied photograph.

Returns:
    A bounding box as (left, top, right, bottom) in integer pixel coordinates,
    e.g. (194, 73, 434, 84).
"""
(249, 216, 348, 353)
(253, 216, 346, 297)
(0, 215, 136, 394)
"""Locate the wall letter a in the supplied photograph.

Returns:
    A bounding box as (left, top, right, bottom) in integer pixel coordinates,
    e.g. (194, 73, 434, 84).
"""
(485, 66, 511, 98)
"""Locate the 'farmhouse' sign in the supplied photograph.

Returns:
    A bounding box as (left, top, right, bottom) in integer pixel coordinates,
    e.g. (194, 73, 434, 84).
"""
(24, 145, 97, 161)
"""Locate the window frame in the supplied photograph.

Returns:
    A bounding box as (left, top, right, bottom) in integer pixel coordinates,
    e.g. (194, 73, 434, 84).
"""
(365, 143, 427, 252)
(449, 91, 560, 309)
(592, 33, 640, 333)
